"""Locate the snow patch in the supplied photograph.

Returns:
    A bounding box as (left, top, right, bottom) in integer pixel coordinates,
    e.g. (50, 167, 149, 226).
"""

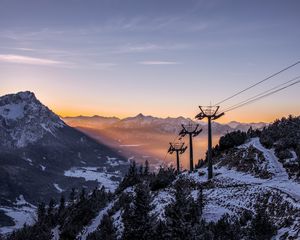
(23, 157, 33, 166)
(53, 184, 63, 193)
(40, 164, 46, 171)
(40, 123, 56, 136)
(51, 225, 60, 240)
(113, 210, 124, 239)
(203, 204, 232, 223)
(0, 196, 36, 234)
(64, 167, 120, 192)
(0, 103, 25, 120)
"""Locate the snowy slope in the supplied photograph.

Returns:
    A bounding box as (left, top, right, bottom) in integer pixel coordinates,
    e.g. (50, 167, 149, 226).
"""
(84, 138, 299, 239)
(238, 138, 300, 201)
(77, 201, 116, 240)
(5, 136, 297, 239)
(0, 195, 36, 235)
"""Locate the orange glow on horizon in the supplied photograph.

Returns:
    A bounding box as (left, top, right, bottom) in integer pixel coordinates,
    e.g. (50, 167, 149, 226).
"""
(53, 106, 299, 124)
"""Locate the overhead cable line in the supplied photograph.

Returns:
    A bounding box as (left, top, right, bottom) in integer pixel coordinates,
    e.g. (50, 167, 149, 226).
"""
(222, 75, 300, 112)
(223, 77, 300, 113)
(214, 60, 300, 106)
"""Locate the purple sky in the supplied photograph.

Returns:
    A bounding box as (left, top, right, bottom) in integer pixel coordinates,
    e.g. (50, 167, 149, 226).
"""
(1, 0, 300, 122)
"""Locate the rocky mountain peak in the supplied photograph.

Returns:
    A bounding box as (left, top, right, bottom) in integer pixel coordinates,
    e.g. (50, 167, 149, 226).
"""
(0, 91, 65, 148)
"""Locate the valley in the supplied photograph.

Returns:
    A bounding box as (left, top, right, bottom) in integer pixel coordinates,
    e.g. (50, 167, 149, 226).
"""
(63, 115, 264, 169)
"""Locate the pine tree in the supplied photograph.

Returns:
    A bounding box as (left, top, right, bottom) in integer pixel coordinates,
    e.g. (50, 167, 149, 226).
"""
(197, 187, 204, 215)
(144, 160, 149, 175)
(164, 181, 201, 239)
(80, 188, 86, 202)
(250, 207, 276, 240)
(138, 164, 144, 175)
(122, 201, 136, 240)
(47, 198, 55, 216)
(122, 183, 153, 240)
(69, 188, 76, 203)
(296, 145, 300, 175)
(47, 198, 56, 226)
(153, 220, 169, 240)
(213, 214, 241, 240)
(117, 161, 140, 191)
(164, 183, 189, 239)
(37, 202, 46, 222)
(98, 214, 117, 240)
(59, 194, 65, 213)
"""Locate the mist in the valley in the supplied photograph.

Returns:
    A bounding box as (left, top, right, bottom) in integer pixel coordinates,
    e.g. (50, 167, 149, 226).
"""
(77, 126, 221, 170)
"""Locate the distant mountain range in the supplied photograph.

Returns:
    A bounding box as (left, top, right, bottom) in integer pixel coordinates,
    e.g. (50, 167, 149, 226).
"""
(0, 91, 128, 233)
(62, 114, 267, 171)
(63, 113, 267, 135)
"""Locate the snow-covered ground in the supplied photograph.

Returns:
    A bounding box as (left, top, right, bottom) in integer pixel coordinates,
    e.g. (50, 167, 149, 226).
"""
(1, 137, 299, 238)
(244, 138, 289, 178)
(150, 190, 174, 221)
(77, 201, 115, 240)
(40, 164, 46, 171)
(236, 138, 300, 201)
(185, 138, 300, 237)
(112, 210, 124, 239)
(51, 225, 60, 240)
(0, 195, 36, 235)
(0, 102, 25, 120)
(106, 156, 128, 167)
(53, 183, 64, 193)
(64, 167, 120, 192)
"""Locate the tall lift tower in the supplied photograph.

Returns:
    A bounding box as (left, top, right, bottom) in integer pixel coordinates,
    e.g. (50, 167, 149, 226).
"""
(168, 142, 187, 173)
(179, 123, 202, 172)
(195, 106, 224, 179)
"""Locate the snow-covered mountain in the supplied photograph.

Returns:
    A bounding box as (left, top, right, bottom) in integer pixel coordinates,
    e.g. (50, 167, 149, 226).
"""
(111, 114, 195, 133)
(0, 91, 65, 148)
(0, 91, 128, 234)
(63, 113, 266, 135)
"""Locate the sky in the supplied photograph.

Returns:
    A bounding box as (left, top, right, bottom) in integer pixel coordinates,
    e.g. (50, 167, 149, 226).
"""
(0, 0, 300, 123)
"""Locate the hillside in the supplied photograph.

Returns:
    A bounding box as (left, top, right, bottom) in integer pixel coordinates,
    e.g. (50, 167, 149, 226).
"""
(0, 92, 128, 234)
(3, 116, 300, 240)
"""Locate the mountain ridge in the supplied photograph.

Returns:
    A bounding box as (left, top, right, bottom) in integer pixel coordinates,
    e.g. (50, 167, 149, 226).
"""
(0, 91, 129, 234)
(63, 114, 266, 134)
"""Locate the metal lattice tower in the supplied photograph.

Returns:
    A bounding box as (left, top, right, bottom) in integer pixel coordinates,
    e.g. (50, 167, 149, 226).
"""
(195, 106, 224, 179)
(168, 141, 187, 173)
(179, 122, 202, 172)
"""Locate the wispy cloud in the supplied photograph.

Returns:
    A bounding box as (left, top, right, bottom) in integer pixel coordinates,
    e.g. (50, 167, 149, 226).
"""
(116, 44, 160, 53)
(0, 54, 64, 66)
(115, 43, 189, 54)
(139, 61, 181, 65)
(0, 47, 36, 52)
